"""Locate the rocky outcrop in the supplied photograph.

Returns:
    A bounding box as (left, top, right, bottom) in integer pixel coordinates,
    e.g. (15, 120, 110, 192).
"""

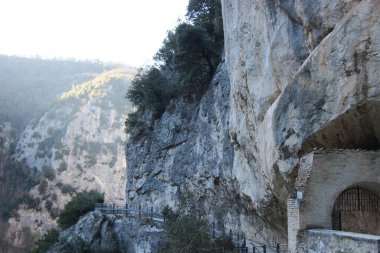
(126, 0, 380, 246)
(48, 211, 163, 253)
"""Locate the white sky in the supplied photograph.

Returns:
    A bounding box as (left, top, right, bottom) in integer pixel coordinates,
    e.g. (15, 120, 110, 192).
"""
(0, 0, 189, 67)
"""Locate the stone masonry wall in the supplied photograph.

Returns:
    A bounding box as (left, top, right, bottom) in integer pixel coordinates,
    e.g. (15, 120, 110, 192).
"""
(307, 229, 380, 253)
(300, 150, 380, 230)
(288, 150, 380, 252)
(287, 198, 299, 253)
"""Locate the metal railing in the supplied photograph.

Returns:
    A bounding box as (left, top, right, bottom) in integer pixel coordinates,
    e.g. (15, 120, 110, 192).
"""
(94, 203, 164, 221)
(245, 241, 287, 253)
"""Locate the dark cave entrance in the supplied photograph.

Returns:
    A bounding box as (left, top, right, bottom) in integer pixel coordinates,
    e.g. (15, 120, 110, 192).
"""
(301, 101, 380, 152)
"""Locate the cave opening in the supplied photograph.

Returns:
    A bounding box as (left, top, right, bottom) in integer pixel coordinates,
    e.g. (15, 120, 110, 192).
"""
(301, 101, 380, 152)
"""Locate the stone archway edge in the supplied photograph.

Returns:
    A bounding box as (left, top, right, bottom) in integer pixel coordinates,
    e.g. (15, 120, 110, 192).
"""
(287, 149, 380, 252)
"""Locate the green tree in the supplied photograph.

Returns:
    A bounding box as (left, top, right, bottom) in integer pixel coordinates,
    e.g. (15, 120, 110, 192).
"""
(126, 66, 169, 113)
(57, 190, 104, 229)
(33, 229, 59, 253)
(187, 0, 224, 44)
(41, 165, 55, 181)
(155, 23, 219, 93)
(125, 0, 224, 133)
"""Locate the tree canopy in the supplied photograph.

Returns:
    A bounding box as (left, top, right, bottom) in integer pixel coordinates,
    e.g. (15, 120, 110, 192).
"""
(187, 0, 223, 43)
(155, 23, 219, 91)
(126, 67, 169, 114)
(126, 0, 224, 132)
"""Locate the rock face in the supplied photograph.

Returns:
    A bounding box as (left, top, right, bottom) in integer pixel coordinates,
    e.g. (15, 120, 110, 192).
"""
(126, 63, 286, 244)
(222, 0, 380, 204)
(47, 211, 163, 253)
(126, 0, 380, 246)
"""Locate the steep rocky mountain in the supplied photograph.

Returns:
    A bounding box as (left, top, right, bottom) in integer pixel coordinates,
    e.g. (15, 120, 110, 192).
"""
(125, 61, 286, 245)
(124, 0, 380, 248)
(0, 57, 134, 252)
(39, 0, 380, 252)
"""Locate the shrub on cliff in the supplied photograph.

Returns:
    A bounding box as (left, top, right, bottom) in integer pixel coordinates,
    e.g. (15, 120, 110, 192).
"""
(33, 228, 59, 253)
(158, 196, 234, 253)
(57, 190, 104, 229)
(158, 207, 215, 253)
(41, 165, 55, 181)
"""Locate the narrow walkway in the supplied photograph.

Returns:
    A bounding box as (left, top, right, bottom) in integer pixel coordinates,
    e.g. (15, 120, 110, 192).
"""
(94, 203, 164, 222)
(94, 203, 287, 252)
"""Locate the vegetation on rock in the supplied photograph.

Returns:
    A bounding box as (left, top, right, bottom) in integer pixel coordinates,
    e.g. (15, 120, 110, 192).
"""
(59, 69, 133, 101)
(32, 191, 104, 252)
(125, 0, 223, 133)
(0, 159, 40, 220)
(56, 182, 76, 195)
(57, 190, 104, 229)
(41, 165, 56, 181)
(158, 195, 234, 253)
(33, 228, 59, 253)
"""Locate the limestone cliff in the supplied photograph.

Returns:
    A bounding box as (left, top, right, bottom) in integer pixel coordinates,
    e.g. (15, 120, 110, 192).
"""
(126, 62, 286, 244)
(125, 0, 380, 246)
(222, 0, 380, 205)
(1, 68, 132, 252)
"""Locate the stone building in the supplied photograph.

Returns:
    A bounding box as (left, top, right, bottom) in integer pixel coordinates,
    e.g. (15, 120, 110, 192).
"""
(288, 149, 380, 252)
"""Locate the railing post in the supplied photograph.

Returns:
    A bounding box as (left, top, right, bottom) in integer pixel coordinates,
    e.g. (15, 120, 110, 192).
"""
(113, 204, 115, 214)
(276, 243, 280, 253)
(262, 245, 266, 253)
(151, 207, 153, 219)
(252, 245, 255, 253)
(242, 238, 247, 253)
(125, 203, 128, 217)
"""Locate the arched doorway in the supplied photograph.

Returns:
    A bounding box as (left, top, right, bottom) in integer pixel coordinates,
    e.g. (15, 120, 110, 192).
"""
(332, 186, 380, 235)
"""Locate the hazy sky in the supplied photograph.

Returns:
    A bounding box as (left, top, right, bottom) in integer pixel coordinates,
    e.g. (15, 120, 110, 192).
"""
(0, 0, 188, 67)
